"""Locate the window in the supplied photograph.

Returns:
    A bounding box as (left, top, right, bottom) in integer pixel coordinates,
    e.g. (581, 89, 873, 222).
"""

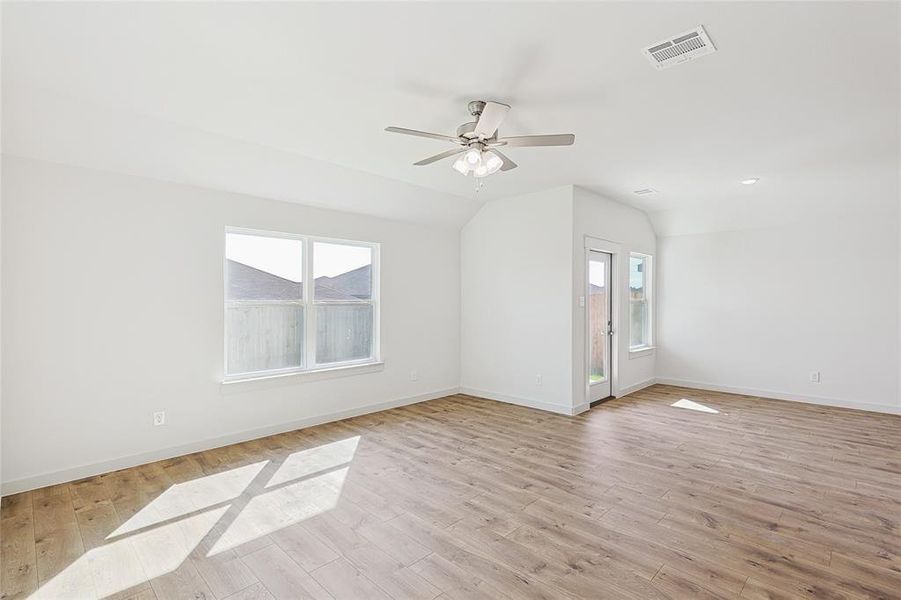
(629, 253, 653, 351)
(225, 229, 378, 379)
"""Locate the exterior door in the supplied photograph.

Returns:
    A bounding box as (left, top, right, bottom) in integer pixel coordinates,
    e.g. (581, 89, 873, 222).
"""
(588, 250, 613, 401)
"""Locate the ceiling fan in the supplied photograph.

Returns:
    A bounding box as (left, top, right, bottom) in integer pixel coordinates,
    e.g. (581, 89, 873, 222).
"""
(385, 100, 575, 178)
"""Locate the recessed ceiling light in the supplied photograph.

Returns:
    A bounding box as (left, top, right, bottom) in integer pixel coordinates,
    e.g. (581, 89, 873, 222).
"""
(741, 178, 759, 185)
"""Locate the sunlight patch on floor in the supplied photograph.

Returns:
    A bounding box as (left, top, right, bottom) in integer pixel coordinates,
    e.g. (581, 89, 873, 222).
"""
(32, 506, 227, 599)
(30, 436, 362, 599)
(208, 466, 350, 556)
(107, 461, 268, 539)
(671, 398, 719, 413)
(266, 436, 359, 488)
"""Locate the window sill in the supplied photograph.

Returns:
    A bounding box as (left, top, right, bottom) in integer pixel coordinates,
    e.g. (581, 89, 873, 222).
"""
(628, 346, 655, 359)
(221, 361, 384, 387)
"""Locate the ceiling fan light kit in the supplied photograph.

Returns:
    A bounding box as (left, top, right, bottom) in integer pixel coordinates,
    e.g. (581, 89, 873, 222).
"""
(385, 100, 575, 181)
(452, 145, 504, 178)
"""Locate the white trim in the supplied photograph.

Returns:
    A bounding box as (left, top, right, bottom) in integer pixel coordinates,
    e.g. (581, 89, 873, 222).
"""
(629, 251, 654, 350)
(459, 387, 579, 416)
(616, 377, 658, 397)
(628, 346, 655, 359)
(655, 378, 901, 416)
(224, 226, 381, 379)
(573, 402, 591, 415)
(1, 387, 458, 496)
(222, 360, 384, 385)
(582, 236, 623, 401)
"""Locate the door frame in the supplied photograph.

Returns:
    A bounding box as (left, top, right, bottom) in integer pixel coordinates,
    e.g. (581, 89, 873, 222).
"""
(583, 236, 623, 405)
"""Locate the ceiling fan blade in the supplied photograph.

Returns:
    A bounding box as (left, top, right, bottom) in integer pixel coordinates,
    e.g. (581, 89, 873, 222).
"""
(474, 101, 510, 138)
(496, 134, 575, 147)
(490, 149, 518, 172)
(385, 126, 461, 143)
(413, 147, 467, 166)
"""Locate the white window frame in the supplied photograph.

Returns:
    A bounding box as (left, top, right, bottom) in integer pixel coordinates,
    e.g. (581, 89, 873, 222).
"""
(223, 227, 381, 382)
(629, 252, 654, 354)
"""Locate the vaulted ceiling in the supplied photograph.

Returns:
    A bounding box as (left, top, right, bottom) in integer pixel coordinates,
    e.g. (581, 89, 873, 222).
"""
(3, 1, 898, 233)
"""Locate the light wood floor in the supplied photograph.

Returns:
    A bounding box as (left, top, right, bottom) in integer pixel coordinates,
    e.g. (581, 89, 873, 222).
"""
(2, 385, 900, 600)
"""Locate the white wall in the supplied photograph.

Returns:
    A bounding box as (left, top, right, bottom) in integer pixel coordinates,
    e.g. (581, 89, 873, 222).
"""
(460, 186, 575, 413)
(1, 156, 461, 492)
(656, 210, 900, 413)
(572, 187, 657, 404)
(461, 186, 659, 414)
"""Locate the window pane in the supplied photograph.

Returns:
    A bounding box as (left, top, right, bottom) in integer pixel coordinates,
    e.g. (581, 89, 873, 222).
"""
(314, 242, 372, 300)
(316, 304, 373, 364)
(630, 255, 651, 349)
(227, 304, 304, 374)
(630, 300, 649, 348)
(226, 232, 304, 375)
(629, 256, 645, 301)
(226, 233, 303, 301)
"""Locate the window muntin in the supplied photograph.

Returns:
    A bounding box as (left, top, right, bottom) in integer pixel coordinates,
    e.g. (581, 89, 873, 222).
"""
(225, 229, 379, 379)
(629, 253, 653, 351)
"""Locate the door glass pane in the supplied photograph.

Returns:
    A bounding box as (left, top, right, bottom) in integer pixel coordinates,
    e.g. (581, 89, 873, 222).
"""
(226, 233, 304, 375)
(589, 257, 608, 383)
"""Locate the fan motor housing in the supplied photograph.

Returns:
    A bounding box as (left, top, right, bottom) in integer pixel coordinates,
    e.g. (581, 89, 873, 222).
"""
(456, 121, 478, 139)
(467, 100, 486, 116)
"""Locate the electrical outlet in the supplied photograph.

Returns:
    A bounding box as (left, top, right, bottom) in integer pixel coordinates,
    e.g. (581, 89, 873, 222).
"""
(579, 296, 585, 308)
(410, 370, 419, 382)
(536, 374, 543, 386)
(153, 411, 166, 426)
(809, 371, 820, 383)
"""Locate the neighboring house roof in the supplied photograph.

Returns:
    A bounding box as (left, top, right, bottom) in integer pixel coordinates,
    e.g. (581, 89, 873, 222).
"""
(227, 260, 302, 301)
(315, 265, 371, 300)
(227, 260, 371, 302)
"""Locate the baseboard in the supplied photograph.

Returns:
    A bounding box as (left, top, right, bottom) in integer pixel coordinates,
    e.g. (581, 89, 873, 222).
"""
(573, 402, 591, 415)
(655, 378, 901, 416)
(1, 387, 459, 496)
(458, 387, 579, 416)
(616, 378, 657, 397)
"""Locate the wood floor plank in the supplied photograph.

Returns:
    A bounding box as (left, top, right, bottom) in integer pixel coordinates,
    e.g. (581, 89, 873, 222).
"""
(309, 557, 390, 600)
(221, 582, 275, 600)
(343, 543, 441, 600)
(269, 520, 340, 573)
(241, 543, 333, 600)
(1, 508, 38, 600)
(409, 552, 514, 600)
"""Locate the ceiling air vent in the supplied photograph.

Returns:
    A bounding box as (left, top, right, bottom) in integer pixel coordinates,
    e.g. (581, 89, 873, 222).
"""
(643, 26, 716, 69)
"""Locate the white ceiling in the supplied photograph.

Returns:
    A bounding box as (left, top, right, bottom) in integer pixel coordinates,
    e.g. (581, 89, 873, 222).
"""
(3, 1, 899, 233)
